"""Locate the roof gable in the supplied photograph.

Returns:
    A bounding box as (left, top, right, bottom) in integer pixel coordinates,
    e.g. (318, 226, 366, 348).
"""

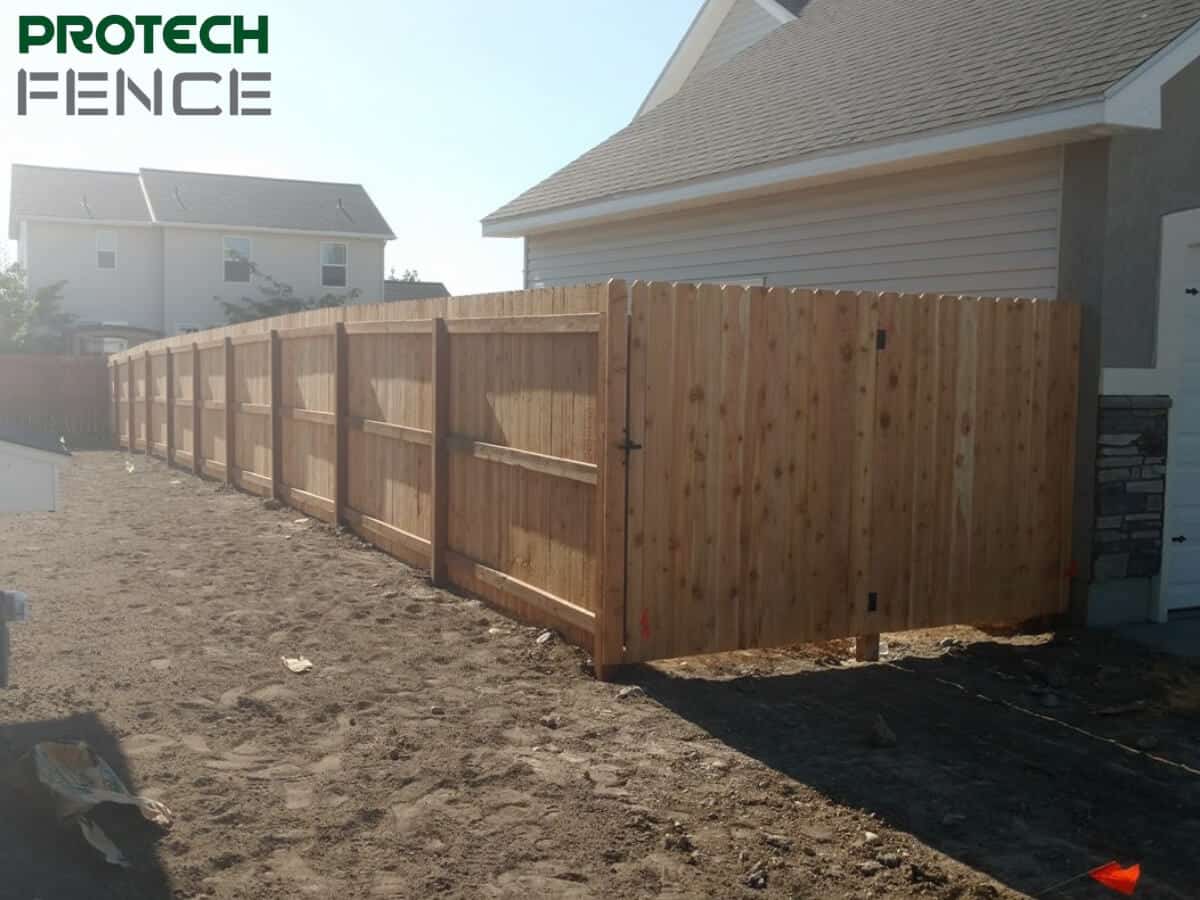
(488, 0, 1200, 232)
(638, 0, 795, 117)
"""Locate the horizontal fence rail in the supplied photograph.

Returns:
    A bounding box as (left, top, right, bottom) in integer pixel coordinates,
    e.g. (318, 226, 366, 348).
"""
(111, 285, 612, 659)
(110, 281, 1081, 676)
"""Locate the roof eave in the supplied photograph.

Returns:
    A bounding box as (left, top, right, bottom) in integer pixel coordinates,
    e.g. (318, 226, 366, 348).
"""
(482, 95, 1157, 238)
(485, 15, 1200, 240)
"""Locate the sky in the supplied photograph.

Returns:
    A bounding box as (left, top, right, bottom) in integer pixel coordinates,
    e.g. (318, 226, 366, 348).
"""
(0, 0, 699, 294)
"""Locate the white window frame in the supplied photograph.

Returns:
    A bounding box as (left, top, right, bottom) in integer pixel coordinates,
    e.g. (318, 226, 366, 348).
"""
(96, 230, 117, 270)
(222, 235, 253, 284)
(320, 241, 349, 289)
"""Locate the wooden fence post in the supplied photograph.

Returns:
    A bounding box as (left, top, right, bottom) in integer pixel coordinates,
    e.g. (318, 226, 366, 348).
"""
(333, 322, 348, 528)
(144, 352, 152, 457)
(430, 317, 450, 586)
(126, 358, 135, 452)
(165, 349, 175, 465)
(224, 337, 235, 486)
(595, 279, 629, 681)
(270, 330, 283, 502)
(191, 343, 201, 476)
(110, 363, 119, 449)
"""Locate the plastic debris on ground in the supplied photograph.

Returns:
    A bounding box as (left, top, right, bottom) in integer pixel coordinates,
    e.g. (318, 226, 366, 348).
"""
(25, 741, 173, 867)
(281, 655, 313, 674)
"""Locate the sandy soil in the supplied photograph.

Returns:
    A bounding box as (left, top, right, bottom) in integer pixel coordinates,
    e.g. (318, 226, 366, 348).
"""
(1, 452, 1198, 899)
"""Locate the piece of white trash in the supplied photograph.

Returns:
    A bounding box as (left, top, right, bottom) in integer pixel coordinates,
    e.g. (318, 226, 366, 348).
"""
(281, 655, 313, 674)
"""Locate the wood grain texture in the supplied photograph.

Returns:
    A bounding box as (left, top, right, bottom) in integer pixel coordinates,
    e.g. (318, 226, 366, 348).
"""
(107, 282, 1079, 666)
(621, 286, 1079, 663)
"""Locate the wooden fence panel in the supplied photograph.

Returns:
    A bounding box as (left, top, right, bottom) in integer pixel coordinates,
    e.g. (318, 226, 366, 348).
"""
(444, 292, 604, 650)
(171, 349, 195, 467)
(345, 327, 434, 567)
(232, 338, 273, 495)
(114, 361, 129, 449)
(623, 287, 1080, 664)
(131, 358, 147, 452)
(150, 353, 169, 455)
(106, 281, 1078, 675)
(197, 344, 226, 479)
(279, 330, 337, 520)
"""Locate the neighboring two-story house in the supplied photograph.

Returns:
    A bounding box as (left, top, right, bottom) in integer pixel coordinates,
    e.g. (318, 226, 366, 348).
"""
(8, 164, 394, 352)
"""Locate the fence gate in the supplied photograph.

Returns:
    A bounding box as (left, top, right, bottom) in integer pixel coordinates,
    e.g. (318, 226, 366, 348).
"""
(620, 283, 1081, 665)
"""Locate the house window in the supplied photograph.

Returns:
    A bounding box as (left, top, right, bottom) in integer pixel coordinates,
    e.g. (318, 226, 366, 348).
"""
(96, 230, 116, 269)
(223, 236, 252, 283)
(321, 242, 347, 288)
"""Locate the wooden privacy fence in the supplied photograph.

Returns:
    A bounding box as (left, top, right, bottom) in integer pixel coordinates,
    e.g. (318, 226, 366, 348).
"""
(110, 282, 1081, 676)
(0, 353, 112, 445)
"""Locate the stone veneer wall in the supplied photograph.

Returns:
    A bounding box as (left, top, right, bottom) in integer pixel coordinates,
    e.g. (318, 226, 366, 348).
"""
(1092, 396, 1170, 581)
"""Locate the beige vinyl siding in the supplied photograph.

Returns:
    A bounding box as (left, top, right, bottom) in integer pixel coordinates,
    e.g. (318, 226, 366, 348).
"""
(526, 148, 1063, 297)
(688, 0, 784, 84)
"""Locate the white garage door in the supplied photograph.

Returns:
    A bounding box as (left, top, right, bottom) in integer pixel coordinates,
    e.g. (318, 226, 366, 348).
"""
(1160, 209, 1200, 612)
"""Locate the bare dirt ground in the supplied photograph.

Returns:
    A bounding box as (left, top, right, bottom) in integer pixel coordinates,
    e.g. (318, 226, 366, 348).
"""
(1, 451, 1199, 899)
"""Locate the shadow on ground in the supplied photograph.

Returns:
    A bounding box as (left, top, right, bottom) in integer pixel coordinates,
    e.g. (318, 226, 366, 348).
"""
(637, 635, 1200, 899)
(0, 711, 172, 899)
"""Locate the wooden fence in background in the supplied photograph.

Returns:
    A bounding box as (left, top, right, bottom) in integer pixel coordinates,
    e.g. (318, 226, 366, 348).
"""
(110, 282, 1081, 676)
(0, 353, 112, 446)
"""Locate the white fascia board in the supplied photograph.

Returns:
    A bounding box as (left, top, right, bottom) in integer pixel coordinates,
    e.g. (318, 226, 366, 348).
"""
(483, 98, 1118, 238)
(637, 0, 738, 118)
(1104, 18, 1200, 129)
(755, 0, 796, 24)
(155, 221, 396, 241)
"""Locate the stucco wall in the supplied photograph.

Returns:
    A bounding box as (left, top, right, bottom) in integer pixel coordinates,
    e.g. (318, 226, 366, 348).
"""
(161, 228, 386, 334)
(1102, 55, 1200, 368)
(23, 221, 163, 332)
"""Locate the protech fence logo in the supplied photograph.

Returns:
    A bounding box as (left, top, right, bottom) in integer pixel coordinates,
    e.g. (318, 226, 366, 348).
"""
(16, 15, 271, 116)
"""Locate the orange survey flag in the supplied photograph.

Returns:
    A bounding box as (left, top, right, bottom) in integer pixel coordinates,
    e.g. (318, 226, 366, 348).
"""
(1089, 862, 1141, 896)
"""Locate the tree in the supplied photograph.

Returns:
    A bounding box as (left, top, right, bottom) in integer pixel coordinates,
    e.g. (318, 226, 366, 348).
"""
(389, 267, 420, 283)
(0, 263, 74, 353)
(218, 264, 362, 324)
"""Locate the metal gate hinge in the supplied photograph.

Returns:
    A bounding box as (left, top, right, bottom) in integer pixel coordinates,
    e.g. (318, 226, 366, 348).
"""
(618, 433, 643, 453)
(876, 329, 888, 350)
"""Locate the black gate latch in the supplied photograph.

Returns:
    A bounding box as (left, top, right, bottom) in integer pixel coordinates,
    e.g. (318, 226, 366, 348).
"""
(1187, 288, 1199, 296)
(618, 433, 643, 453)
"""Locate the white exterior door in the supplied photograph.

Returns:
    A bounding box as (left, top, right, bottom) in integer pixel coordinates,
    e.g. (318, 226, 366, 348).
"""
(1159, 209, 1200, 611)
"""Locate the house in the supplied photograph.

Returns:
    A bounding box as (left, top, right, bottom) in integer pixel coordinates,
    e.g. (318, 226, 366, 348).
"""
(485, 0, 1200, 628)
(384, 279, 451, 302)
(8, 165, 395, 352)
(0, 423, 70, 514)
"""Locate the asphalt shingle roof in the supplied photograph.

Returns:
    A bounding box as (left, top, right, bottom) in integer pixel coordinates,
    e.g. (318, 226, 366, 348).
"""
(8, 165, 150, 239)
(384, 280, 451, 301)
(139, 169, 395, 238)
(486, 0, 1200, 224)
(9, 166, 395, 239)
